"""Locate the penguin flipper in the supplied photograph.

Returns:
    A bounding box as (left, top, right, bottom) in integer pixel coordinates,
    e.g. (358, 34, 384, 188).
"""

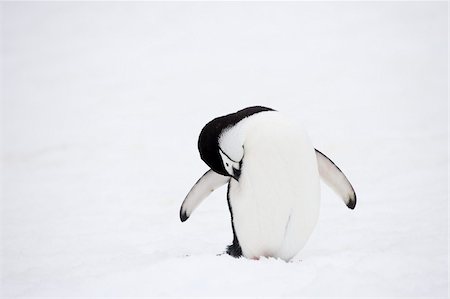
(180, 169, 229, 222)
(315, 149, 357, 209)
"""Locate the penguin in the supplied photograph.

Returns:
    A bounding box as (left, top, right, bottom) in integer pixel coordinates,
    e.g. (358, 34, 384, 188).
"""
(180, 106, 356, 261)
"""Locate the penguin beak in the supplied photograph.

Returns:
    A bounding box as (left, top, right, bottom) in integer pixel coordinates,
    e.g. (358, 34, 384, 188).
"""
(232, 167, 241, 181)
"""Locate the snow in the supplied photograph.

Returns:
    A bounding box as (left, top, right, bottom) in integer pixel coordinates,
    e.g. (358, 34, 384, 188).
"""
(1, 2, 448, 297)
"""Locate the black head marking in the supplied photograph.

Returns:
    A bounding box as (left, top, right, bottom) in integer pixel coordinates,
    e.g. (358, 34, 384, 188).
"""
(198, 106, 275, 176)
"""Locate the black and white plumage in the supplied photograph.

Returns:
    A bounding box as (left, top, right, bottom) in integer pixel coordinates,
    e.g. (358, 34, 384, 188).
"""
(180, 106, 356, 261)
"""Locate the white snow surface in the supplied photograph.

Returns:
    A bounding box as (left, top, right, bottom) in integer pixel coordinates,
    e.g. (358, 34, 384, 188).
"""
(1, 2, 448, 297)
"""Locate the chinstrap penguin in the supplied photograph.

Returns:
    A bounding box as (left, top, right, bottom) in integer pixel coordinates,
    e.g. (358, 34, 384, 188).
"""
(180, 106, 356, 261)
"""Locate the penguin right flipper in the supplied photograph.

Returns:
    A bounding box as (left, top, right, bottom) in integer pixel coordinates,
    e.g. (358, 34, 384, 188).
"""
(315, 149, 357, 209)
(180, 169, 229, 222)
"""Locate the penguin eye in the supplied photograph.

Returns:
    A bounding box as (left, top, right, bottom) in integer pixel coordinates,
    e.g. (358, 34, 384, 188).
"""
(226, 163, 229, 167)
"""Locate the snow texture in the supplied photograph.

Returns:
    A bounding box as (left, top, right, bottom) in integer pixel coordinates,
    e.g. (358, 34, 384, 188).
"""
(1, 2, 448, 297)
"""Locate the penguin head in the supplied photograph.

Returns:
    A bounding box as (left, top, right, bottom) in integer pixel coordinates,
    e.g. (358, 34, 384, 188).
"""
(218, 147, 242, 181)
(197, 106, 275, 181)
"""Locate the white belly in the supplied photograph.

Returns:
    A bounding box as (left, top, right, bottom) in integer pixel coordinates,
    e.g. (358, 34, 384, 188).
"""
(228, 112, 320, 261)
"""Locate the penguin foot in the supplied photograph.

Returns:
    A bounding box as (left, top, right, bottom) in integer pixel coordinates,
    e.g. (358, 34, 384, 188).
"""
(226, 241, 242, 258)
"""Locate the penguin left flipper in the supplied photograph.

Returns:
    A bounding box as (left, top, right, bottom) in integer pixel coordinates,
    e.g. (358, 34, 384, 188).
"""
(315, 149, 357, 209)
(180, 169, 230, 222)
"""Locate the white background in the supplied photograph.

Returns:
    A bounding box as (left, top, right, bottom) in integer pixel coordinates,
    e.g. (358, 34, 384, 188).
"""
(1, 2, 448, 297)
